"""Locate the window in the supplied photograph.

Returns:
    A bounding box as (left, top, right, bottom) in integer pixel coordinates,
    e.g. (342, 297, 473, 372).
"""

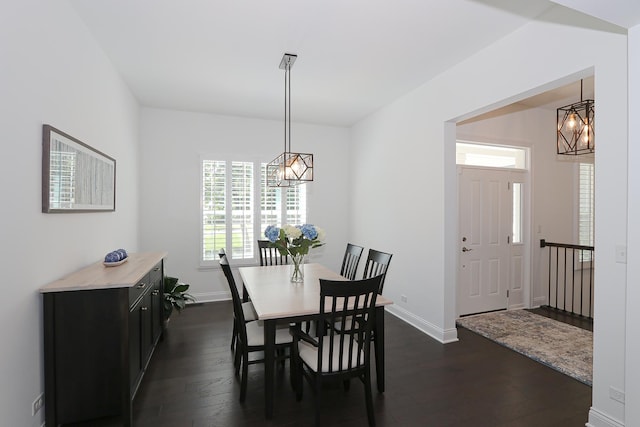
(578, 162, 594, 262)
(456, 142, 527, 169)
(201, 159, 306, 265)
(512, 182, 523, 244)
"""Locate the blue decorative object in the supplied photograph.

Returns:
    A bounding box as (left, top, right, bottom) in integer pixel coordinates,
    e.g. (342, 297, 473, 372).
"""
(104, 252, 120, 263)
(104, 248, 128, 264)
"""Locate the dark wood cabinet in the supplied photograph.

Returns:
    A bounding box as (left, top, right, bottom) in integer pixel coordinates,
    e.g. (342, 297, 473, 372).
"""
(41, 252, 167, 427)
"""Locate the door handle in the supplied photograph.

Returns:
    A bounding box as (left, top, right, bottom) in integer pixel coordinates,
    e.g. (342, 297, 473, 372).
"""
(462, 247, 473, 252)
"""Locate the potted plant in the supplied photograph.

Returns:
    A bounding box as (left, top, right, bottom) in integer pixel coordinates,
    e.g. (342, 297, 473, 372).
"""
(163, 276, 196, 323)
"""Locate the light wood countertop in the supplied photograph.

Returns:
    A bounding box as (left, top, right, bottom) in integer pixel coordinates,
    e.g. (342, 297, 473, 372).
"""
(239, 263, 393, 321)
(40, 252, 167, 293)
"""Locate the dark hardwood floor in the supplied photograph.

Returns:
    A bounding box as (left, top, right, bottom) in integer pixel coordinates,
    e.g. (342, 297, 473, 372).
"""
(69, 302, 592, 426)
(528, 306, 594, 332)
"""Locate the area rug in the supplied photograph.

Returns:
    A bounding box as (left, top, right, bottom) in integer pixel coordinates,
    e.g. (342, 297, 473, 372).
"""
(456, 310, 592, 386)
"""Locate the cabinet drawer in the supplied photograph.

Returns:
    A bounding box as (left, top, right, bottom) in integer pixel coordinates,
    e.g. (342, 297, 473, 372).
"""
(149, 262, 162, 286)
(129, 275, 150, 307)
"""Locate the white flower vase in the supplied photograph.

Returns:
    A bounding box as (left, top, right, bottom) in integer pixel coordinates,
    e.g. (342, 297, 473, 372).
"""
(291, 253, 306, 283)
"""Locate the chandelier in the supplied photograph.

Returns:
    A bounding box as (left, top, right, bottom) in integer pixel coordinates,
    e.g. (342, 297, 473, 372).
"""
(267, 53, 314, 187)
(557, 79, 595, 155)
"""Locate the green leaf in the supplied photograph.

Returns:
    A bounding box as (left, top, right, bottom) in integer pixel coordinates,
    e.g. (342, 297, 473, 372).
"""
(174, 283, 190, 293)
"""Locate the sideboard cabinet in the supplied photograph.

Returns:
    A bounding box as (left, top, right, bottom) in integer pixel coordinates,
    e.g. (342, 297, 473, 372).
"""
(40, 252, 167, 427)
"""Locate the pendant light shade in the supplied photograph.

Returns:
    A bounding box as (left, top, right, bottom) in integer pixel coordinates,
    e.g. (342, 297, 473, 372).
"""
(557, 79, 595, 155)
(267, 53, 314, 187)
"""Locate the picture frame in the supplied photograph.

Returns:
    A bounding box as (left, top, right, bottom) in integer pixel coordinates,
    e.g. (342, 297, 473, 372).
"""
(42, 125, 116, 213)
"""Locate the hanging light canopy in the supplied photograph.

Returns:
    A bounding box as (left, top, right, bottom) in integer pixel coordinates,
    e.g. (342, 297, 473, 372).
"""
(267, 53, 314, 187)
(557, 79, 595, 155)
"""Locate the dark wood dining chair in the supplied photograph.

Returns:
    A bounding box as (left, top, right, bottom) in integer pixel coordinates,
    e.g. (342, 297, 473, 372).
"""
(290, 275, 382, 426)
(362, 249, 393, 294)
(219, 249, 292, 402)
(258, 239, 289, 266)
(241, 240, 292, 303)
(220, 249, 258, 354)
(340, 243, 364, 280)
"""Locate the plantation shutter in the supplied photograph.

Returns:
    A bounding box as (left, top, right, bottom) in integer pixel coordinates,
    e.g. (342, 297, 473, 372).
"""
(231, 162, 254, 260)
(286, 184, 306, 225)
(202, 160, 226, 261)
(578, 162, 594, 262)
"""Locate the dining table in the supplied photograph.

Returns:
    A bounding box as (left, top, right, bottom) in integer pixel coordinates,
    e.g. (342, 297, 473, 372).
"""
(238, 262, 393, 419)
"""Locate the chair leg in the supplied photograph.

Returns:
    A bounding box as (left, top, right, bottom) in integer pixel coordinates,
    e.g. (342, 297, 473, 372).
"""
(295, 359, 304, 401)
(363, 371, 376, 426)
(289, 348, 297, 390)
(231, 321, 237, 351)
(234, 343, 242, 376)
(240, 352, 248, 402)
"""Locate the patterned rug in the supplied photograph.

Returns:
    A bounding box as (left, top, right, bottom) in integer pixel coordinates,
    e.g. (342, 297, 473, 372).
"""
(456, 310, 592, 386)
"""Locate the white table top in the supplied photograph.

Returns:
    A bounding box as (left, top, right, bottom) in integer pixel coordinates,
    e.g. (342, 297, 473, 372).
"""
(239, 263, 392, 321)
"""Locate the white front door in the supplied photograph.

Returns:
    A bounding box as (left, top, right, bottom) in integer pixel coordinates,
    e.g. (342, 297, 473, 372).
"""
(458, 167, 514, 316)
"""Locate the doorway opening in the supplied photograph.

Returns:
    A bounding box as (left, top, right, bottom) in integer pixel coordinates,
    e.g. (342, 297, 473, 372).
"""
(456, 142, 530, 317)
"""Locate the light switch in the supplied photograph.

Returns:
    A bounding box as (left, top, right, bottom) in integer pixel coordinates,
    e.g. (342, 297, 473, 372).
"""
(615, 245, 627, 264)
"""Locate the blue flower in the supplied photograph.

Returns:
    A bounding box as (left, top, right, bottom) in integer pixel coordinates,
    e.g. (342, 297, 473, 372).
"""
(300, 224, 318, 240)
(264, 225, 280, 242)
(264, 223, 325, 257)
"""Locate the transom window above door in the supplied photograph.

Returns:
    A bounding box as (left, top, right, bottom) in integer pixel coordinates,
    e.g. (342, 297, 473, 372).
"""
(456, 142, 528, 169)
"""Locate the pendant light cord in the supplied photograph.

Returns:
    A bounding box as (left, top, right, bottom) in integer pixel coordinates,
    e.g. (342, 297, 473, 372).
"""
(283, 59, 293, 154)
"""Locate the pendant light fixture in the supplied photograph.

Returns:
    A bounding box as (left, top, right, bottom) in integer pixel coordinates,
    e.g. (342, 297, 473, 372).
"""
(557, 79, 595, 155)
(267, 53, 314, 187)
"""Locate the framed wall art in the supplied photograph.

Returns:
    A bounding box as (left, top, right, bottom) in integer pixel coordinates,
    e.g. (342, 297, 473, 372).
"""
(42, 124, 116, 213)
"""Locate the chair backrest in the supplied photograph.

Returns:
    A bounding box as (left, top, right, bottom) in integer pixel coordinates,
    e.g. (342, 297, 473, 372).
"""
(316, 275, 382, 373)
(362, 249, 393, 294)
(219, 249, 248, 342)
(340, 243, 364, 280)
(258, 240, 289, 266)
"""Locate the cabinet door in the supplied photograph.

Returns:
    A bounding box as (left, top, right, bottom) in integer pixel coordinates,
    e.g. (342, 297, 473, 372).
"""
(128, 301, 143, 391)
(141, 291, 153, 363)
(150, 277, 163, 344)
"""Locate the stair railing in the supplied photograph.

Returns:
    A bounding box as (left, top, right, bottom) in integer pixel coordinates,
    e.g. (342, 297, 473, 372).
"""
(540, 239, 594, 319)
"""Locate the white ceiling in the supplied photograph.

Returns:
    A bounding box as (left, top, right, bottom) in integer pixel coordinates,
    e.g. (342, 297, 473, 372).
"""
(68, 0, 637, 127)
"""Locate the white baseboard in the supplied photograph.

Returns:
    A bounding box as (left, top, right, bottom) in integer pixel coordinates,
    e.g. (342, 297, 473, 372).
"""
(533, 296, 547, 307)
(386, 305, 458, 344)
(586, 407, 624, 427)
(189, 290, 230, 304)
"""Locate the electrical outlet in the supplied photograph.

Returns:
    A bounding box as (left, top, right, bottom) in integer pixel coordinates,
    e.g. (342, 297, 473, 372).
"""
(32, 393, 44, 416)
(401, 294, 407, 303)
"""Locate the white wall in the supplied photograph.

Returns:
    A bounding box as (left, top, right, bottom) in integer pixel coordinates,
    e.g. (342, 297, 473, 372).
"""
(625, 24, 640, 427)
(457, 106, 583, 309)
(0, 1, 140, 426)
(138, 108, 350, 301)
(351, 6, 627, 425)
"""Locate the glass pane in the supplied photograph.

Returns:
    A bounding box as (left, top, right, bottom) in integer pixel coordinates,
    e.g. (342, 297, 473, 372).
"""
(456, 142, 527, 169)
(286, 184, 306, 225)
(260, 164, 282, 230)
(578, 163, 594, 262)
(231, 162, 254, 259)
(512, 183, 522, 244)
(202, 160, 226, 261)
